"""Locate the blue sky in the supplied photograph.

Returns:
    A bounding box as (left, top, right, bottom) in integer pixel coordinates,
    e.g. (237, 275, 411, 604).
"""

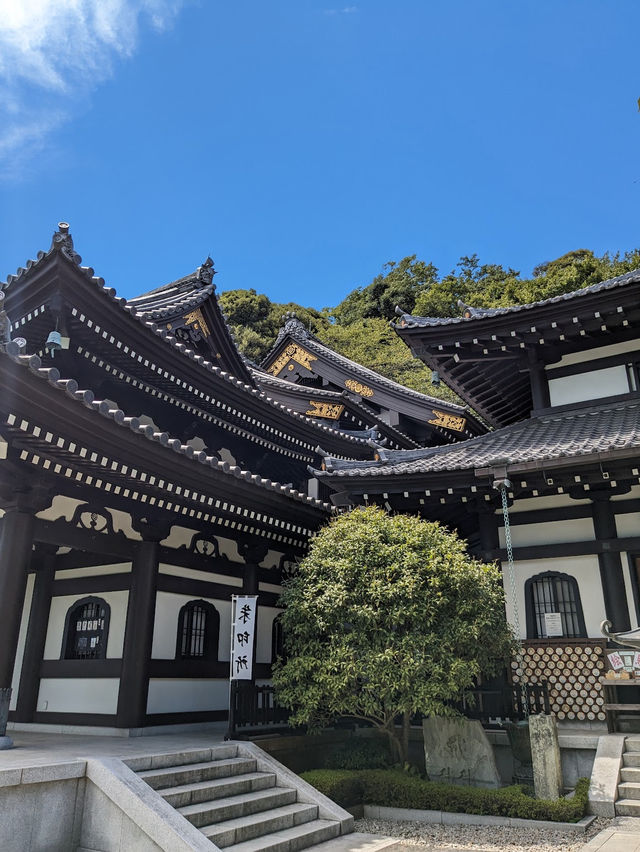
(1, 1, 639, 309)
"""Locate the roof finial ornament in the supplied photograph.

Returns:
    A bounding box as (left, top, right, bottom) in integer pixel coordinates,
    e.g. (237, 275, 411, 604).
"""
(276, 311, 309, 343)
(196, 256, 216, 287)
(50, 222, 82, 265)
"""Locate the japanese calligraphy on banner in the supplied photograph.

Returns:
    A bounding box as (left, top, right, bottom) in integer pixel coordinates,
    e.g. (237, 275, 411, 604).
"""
(230, 595, 257, 681)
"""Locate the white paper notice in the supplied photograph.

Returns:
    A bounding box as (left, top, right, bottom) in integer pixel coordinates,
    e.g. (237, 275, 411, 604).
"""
(544, 612, 563, 637)
(230, 595, 257, 681)
(608, 651, 625, 671)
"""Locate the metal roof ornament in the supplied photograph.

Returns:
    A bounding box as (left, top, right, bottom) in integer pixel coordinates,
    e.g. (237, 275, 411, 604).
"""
(196, 256, 216, 287)
(601, 619, 640, 650)
(50, 222, 82, 265)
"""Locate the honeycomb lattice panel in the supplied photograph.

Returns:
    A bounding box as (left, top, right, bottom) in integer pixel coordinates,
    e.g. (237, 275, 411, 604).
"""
(512, 643, 606, 722)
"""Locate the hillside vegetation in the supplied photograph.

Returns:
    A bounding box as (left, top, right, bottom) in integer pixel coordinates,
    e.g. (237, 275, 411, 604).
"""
(219, 248, 640, 403)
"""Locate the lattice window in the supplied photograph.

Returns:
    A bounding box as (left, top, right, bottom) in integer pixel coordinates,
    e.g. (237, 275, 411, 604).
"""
(176, 600, 219, 659)
(62, 597, 110, 660)
(525, 572, 586, 638)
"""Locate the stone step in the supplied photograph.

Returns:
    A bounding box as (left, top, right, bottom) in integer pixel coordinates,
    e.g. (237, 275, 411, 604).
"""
(623, 752, 640, 768)
(138, 757, 257, 790)
(161, 771, 277, 808)
(202, 802, 319, 847)
(179, 786, 298, 828)
(620, 766, 640, 783)
(624, 737, 640, 752)
(125, 745, 238, 772)
(618, 782, 640, 801)
(224, 818, 341, 852)
(615, 798, 640, 816)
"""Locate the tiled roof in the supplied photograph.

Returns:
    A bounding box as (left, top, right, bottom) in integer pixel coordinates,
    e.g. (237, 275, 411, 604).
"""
(266, 314, 470, 412)
(394, 268, 640, 328)
(0, 340, 332, 513)
(318, 398, 640, 478)
(252, 366, 421, 449)
(1, 227, 377, 454)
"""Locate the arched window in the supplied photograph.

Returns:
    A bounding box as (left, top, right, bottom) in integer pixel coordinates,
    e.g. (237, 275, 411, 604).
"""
(525, 572, 586, 639)
(61, 596, 110, 660)
(271, 613, 286, 663)
(176, 600, 219, 659)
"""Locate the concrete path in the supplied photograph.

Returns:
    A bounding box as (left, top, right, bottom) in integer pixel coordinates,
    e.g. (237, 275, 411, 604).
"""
(581, 817, 640, 851)
(0, 723, 229, 768)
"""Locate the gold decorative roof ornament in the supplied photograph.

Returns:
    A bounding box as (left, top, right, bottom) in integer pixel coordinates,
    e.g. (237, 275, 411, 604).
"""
(267, 343, 317, 376)
(428, 409, 466, 432)
(344, 378, 374, 398)
(305, 401, 344, 420)
(183, 308, 211, 338)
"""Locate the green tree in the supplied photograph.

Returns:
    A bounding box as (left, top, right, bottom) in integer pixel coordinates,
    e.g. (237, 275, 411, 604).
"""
(272, 506, 514, 764)
(332, 256, 438, 324)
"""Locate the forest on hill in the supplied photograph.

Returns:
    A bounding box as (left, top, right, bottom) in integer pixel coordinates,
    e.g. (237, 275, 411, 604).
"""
(219, 247, 640, 404)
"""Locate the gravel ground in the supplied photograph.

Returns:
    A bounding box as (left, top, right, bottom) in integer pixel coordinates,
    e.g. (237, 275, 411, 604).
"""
(354, 816, 611, 851)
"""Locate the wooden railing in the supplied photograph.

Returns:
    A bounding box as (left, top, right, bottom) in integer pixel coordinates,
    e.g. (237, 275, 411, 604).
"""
(227, 682, 289, 737)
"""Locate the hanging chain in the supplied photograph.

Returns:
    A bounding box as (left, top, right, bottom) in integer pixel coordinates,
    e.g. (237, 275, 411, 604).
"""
(499, 484, 529, 718)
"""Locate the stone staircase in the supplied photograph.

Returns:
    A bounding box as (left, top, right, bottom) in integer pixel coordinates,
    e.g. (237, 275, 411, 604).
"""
(125, 744, 344, 851)
(616, 736, 640, 816)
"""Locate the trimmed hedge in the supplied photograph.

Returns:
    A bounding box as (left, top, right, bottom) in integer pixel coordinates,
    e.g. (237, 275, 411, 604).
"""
(324, 738, 392, 771)
(301, 769, 590, 823)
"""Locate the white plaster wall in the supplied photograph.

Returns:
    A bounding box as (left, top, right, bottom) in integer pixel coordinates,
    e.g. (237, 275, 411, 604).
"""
(509, 494, 591, 513)
(502, 555, 603, 639)
(616, 512, 640, 538)
(36, 678, 119, 714)
(43, 590, 129, 660)
(256, 606, 282, 664)
(159, 527, 243, 562)
(36, 495, 85, 521)
(107, 507, 143, 541)
(499, 517, 594, 548)
(548, 339, 640, 369)
(548, 365, 629, 407)
(55, 562, 131, 580)
(622, 555, 639, 631)
(158, 563, 242, 587)
(9, 573, 35, 711)
(613, 485, 640, 502)
(151, 592, 232, 660)
(261, 549, 286, 569)
(146, 679, 229, 714)
(258, 582, 284, 596)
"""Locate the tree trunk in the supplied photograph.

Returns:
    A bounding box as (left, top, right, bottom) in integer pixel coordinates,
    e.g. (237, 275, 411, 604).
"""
(383, 722, 403, 764)
(401, 710, 411, 765)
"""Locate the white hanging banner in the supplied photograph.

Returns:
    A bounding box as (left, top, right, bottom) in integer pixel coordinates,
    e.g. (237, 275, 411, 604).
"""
(230, 595, 257, 680)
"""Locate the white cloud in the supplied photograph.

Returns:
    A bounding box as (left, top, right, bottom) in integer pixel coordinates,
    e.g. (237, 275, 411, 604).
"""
(323, 6, 358, 15)
(0, 0, 186, 177)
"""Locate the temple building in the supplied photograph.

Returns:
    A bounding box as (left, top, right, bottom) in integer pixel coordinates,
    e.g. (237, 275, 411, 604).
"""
(317, 272, 640, 723)
(1, 224, 639, 733)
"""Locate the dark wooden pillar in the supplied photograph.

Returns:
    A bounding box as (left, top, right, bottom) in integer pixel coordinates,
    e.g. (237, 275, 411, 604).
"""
(116, 526, 164, 729)
(0, 510, 36, 691)
(591, 495, 630, 632)
(478, 509, 500, 561)
(528, 350, 550, 412)
(15, 545, 56, 721)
